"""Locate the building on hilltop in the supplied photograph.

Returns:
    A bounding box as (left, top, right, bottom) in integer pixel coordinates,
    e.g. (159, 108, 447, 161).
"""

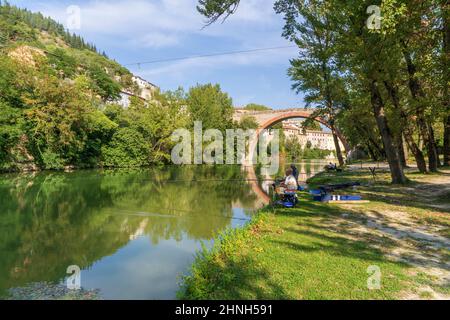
(116, 76, 159, 108)
(132, 76, 158, 101)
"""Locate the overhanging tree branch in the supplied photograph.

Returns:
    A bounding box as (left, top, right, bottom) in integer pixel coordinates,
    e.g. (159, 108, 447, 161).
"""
(197, 0, 241, 26)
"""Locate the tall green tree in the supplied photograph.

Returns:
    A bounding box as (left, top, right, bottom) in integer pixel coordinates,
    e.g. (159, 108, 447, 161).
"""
(330, 0, 409, 182)
(275, 0, 347, 166)
(196, 0, 431, 183)
(187, 83, 234, 131)
(102, 90, 189, 167)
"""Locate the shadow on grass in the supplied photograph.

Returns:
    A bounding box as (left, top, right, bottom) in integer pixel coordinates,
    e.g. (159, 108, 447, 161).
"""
(181, 169, 449, 300)
(274, 201, 396, 256)
(180, 253, 290, 300)
(274, 199, 449, 272)
(308, 170, 450, 215)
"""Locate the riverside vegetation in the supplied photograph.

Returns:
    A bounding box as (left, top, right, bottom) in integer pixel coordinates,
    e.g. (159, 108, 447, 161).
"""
(196, 0, 450, 183)
(178, 167, 450, 300)
(0, 2, 255, 172)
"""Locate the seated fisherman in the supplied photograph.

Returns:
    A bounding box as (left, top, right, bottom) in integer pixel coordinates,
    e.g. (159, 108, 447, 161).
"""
(283, 168, 298, 191)
(327, 163, 338, 171)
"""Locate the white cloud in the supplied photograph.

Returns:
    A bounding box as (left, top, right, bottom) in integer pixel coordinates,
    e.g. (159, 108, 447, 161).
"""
(26, 0, 297, 93)
(228, 0, 276, 23)
(135, 32, 180, 48)
(37, 0, 283, 48)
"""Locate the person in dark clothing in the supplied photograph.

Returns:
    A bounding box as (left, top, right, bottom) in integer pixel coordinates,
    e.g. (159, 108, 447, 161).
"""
(290, 164, 299, 183)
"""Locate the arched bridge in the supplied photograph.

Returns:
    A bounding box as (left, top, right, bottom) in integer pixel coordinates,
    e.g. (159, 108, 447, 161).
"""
(234, 108, 325, 128)
(234, 108, 350, 205)
(233, 108, 349, 150)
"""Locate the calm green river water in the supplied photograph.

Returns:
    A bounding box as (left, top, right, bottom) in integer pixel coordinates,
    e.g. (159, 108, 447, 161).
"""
(0, 162, 327, 299)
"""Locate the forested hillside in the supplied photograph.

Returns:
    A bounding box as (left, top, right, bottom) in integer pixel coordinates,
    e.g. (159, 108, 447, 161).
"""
(0, 2, 197, 171)
(0, 0, 100, 53)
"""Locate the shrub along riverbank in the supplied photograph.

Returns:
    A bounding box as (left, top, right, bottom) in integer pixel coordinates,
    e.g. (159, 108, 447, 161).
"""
(178, 168, 450, 300)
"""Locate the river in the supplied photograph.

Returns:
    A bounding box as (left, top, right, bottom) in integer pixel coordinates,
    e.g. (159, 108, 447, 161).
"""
(0, 161, 328, 299)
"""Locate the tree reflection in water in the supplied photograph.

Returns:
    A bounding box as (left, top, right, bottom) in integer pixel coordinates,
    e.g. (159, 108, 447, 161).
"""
(0, 166, 259, 298)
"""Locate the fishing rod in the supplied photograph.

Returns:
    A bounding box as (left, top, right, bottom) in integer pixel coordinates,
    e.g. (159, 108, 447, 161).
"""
(140, 178, 275, 183)
(14, 173, 278, 184)
(112, 208, 253, 222)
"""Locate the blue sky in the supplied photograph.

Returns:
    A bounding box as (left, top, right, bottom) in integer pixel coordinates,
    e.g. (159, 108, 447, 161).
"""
(9, 0, 304, 109)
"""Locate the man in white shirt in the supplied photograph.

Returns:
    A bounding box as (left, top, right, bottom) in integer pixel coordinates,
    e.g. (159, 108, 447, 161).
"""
(284, 168, 298, 191)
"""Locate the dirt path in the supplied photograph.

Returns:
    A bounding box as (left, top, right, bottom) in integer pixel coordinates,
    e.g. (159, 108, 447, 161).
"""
(330, 169, 450, 299)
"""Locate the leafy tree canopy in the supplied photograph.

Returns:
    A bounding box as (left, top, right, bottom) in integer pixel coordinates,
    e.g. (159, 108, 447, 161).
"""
(244, 103, 272, 111)
(187, 83, 234, 132)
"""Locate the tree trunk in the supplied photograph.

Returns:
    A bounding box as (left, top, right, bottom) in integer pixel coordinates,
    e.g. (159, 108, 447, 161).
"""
(404, 130, 428, 173)
(403, 49, 440, 172)
(427, 123, 440, 171)
(403, 134, 410, 162)
(442, 1, 450, 166)
(332, 128, 345, 167)
(370, 80, 407, 184)
(383, 80, 427, 172)
(445, 115, 450, 166)
(416, 115, 439, 172)
(334, 126, 351, 155)
(396, 131, 408, 168)
(426, 123, 440, 171)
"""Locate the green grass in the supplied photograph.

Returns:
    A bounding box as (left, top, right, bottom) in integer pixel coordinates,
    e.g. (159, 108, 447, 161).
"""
(309, 169, 450, 229)
(178, 199, 410, 300)
(178, 168, 450, 300)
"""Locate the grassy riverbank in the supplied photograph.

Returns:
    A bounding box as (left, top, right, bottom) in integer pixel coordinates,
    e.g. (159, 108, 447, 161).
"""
(178, 167, 450, 300)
